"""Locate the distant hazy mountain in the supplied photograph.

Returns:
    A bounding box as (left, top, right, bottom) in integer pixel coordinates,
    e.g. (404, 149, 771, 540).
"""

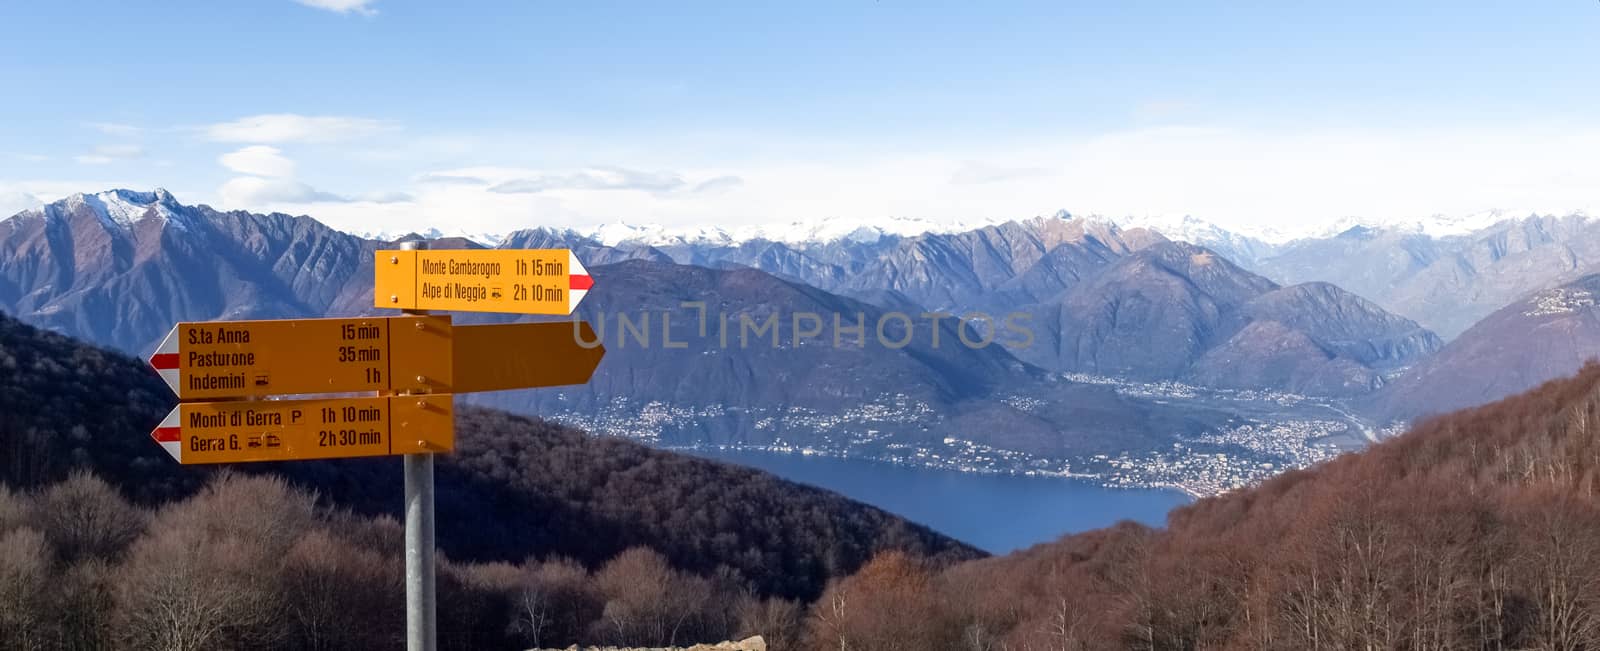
(355, 226, 506, 247)
(505, 216, 1162, 316)
(1369, 273, 1600, 423)
(474, 259, 1228, 459)
(834, 217, 1165, 315)
(361, 207, 1600, 349)
(1016, 242, 1441, 396)
(536, 209, 1275, 266)
(499, 226, 674, 266)
(1252, 213, 1600, 339)
(1073, 211, 1281, 266)
(582, 214, 1004, 249)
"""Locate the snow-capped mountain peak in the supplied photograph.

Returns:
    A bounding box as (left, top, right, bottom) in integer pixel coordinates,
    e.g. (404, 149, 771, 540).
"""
(1037, 211, 1280, 257)
(354, 226, 507, 247)
(574, 214, 1005, 248)
(587, 222, 735, 247)
(1308, 209, 1572, 240)
(27, 188, 187, 232)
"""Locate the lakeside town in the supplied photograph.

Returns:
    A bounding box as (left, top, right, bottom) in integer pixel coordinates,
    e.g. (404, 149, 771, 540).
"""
(537, 375, 1375, 498)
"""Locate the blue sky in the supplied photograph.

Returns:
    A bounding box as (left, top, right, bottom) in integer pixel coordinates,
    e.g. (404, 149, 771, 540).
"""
(1, 0, 1597, 237)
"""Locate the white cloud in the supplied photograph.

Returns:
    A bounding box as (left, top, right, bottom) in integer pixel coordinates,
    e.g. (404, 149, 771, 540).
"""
(1044, 125, 1600, 237)
(357, 190, 413, 203)
(219, 146, 297, 178)
(204, 114, 395, 144)
(0, 191, 42, 216)
(488, 167, 688, 194)
(275, 181, 568, 236)
(293, 0, 377, 15)
(413, 173, 487, 186)
(692, 175, 743, 193)
(216, 177, 413, 210)
(219, 177, 350, 205)
(213, 140, 411, 210)
(190, 123, 1600, 241)
(73, 144, 145, 165)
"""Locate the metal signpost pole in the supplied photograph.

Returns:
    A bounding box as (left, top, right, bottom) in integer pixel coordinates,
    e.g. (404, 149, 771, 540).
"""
(399, 239, 437, 651)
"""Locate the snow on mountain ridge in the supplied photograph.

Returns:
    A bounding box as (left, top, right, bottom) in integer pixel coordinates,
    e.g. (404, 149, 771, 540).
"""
(578, 214, 1006, 248)
(24, 188, 186, 231)
(354, 227, 507, 246)
(1072, 209, 1596, 246)
(346, 208, 1595, 249)
(1309, 209, 1585, 240)
(13, 188, 1594, 255)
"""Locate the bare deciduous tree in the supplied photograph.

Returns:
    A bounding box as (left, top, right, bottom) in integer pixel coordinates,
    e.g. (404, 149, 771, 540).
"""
(513, 556, 600, 649)
(593, 546, 721, 647)
(804, 551, 955, 651)
(1515, 496, 1600, 651)
(734, 592, 803, 651)
(0, 527, 54, 651)
(33, 470, 146, 563)
(114, 474, 312, 650)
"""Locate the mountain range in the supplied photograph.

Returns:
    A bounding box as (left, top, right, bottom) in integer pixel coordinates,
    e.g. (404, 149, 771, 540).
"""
(0, 189, 375, 353)
(504, 216, 1438, 397)
(9, 203, 1600, 651)
(504, 206, 1600, 346)
(1244, 213, 1600, 339)
(471, 259, 1231, 460)
(0, 190, 1237, 470)
(6, 188, 1600, 485)
(1369, 272, 1600, 423)
(1015, 240, 1440, 395)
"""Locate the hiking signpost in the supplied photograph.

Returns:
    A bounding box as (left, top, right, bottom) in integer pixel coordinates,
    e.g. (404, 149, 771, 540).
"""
(145, 242, 605, 651)
(150, 394, 454, 464)
(149, 315, 453, 400)
(375, 248, 593, 314)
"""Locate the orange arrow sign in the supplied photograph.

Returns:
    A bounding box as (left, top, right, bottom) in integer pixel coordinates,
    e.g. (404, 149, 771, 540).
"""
(147, 318, 603, 464)
(149, 316, 453, 400)
(374, 249, 594, 315)
(148, 316, 603, 401)
(150, 395, 455, 464)
(446, 320, 606, 394)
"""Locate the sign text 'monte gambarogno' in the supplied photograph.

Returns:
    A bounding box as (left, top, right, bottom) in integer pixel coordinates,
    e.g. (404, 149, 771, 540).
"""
(376, 249, 593, 315)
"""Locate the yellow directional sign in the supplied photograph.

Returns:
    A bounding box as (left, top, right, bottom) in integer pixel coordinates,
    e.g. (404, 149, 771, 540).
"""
(148, 257, 609, 467)
(149, 316, 453, 400)
(375, 249, 594, 315)
(150, 395, 455, 464)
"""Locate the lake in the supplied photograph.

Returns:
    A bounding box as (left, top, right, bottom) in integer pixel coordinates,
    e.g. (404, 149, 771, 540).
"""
(686, 448, 1193, 554)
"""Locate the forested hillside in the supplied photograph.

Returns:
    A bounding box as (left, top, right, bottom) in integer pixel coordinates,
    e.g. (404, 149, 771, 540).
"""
(0, 471, 820, 649)
(16, 303, 1600, 649)
(0, 311, 979, 606)
(802, 362, 1600, 649)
